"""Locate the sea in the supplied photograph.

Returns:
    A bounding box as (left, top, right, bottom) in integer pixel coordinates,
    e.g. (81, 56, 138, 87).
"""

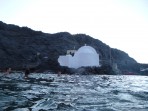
(0, 73, 148, 111)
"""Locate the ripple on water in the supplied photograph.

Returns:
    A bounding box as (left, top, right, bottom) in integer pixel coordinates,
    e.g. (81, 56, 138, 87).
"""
(1, 73, 148, 111)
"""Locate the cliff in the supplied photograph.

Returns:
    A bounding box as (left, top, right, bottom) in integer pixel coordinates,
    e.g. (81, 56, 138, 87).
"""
(0, 21, 141, 74)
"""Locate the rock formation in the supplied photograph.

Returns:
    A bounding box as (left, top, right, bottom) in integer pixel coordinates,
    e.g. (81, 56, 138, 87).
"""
(0, 21, 141, 74)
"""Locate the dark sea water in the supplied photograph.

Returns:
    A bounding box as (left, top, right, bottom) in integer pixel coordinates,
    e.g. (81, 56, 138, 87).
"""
(0, 73, 148, 111)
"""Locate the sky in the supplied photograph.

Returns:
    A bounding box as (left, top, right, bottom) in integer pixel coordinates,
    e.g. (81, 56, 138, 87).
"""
(0, 0, 148, 63)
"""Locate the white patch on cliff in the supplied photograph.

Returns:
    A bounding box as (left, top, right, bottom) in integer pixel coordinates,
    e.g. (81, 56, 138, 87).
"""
(58, 46, 100, 68)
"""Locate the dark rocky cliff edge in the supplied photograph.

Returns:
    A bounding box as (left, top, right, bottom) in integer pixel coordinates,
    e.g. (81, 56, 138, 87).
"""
(0, 21, 143, 75)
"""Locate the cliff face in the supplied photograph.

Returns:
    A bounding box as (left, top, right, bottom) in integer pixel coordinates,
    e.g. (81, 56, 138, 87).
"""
(0, 21, 140, 73)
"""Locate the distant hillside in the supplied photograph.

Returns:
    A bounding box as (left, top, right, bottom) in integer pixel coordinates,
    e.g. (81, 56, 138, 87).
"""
(0, 21, 141, 74)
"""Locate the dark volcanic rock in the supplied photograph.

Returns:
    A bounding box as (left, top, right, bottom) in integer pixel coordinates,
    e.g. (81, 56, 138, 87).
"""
(0, 21, 141, 74)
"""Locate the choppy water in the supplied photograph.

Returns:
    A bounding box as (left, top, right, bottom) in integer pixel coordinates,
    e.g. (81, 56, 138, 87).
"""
(0, 73, 148, 111)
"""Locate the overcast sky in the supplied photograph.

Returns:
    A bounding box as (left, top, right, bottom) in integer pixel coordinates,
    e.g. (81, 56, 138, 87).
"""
(0, 0, 148, 63)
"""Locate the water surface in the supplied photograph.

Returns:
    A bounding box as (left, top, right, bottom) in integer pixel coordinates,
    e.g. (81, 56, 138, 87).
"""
(0, 73, 148, 111)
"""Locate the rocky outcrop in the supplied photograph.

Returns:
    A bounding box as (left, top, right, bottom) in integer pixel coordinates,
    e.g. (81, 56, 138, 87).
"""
(0, 21, 141, 74)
